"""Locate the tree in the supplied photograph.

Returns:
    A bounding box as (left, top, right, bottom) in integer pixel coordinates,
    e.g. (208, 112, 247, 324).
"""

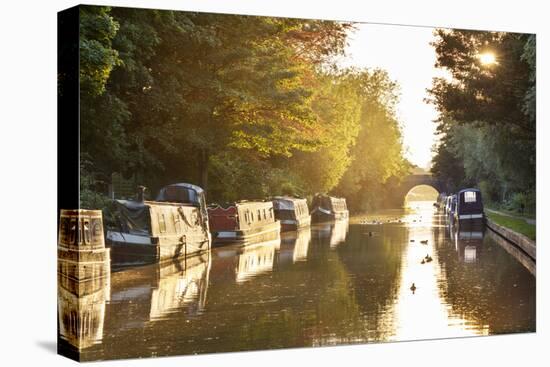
(428, 29, 536, 211)
(76, 6, 409, 212)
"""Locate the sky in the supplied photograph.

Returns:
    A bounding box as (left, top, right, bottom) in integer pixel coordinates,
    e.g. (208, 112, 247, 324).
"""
(340, 23, 448, 169)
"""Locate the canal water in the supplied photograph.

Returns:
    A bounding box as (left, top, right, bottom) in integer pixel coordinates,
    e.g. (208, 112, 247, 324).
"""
(67, 201, 536, 361)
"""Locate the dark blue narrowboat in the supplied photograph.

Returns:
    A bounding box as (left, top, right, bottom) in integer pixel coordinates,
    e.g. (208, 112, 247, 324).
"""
(310, 194, 349, 223)
(455, 188, 484, 222)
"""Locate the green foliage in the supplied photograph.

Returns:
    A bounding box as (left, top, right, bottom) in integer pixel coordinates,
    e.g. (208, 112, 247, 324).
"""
(502, 191, 536, 215)
(76, 6, 408, 211)
(333, 69, 410, 211)
(79, 6, 121, 96)
(79, 155, 117, 227)
(429, 30, 535, 212)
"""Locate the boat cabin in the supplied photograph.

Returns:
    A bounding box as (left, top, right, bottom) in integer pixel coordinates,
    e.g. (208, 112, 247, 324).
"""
(207, 201, 281, 245)
(106, 183, 211, 265)
(455, 188, 484, 221)
(311, 194, 349, 222)
(272, 196, 311, 231)
(445, 195, 454, 214)
(436, 192, 448, 210)
(448, 194, 458, 216)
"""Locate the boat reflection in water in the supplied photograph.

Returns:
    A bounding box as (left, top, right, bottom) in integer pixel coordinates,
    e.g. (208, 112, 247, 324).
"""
(451, 224, 485, 263)
(108, 252, 212, 326)
(58, 272, 111, 351)
(236, 239, 281, 282)
(212, 238, 281, 283)
(57, 209, 111, 356)
(149, 252, 211, 320)
(312, 218, 349, 248)
(278, 228, 312, 265)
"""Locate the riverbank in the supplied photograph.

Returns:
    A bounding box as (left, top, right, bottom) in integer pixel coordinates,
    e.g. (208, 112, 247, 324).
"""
(485, 210, 536, 241)
(485, 216, 536, 262)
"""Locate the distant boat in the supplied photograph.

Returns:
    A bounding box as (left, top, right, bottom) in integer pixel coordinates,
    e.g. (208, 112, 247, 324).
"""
(207, 201, 281, 245)
(447, 194, 458, 222)
(310, 194, 349, 223)
(106, 183, 211, 265)
(436, 192, 448, 210)
(272, 196, 311, 231)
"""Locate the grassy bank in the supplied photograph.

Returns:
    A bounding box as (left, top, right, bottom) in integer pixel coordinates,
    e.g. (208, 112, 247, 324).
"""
(485, 203, 536, 220)
(485, 211, 536, 241)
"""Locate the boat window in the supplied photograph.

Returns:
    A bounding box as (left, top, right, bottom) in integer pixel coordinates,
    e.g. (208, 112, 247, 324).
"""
(263, 209, 267, 220)
(159, 213, 166, 233)
(464, 191, 477, 203)
(258, 210, 261, 221)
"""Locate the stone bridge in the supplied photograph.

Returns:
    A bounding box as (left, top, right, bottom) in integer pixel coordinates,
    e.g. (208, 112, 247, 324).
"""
(390, 174, 447, 206)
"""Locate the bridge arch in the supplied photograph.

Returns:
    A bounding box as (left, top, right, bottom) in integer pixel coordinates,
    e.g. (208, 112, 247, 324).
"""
(392, 174, 447, 206)
(404, 184, 440, 202)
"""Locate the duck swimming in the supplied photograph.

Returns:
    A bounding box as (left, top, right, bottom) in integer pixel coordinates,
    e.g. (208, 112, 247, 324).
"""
(420, 240, 428, 244)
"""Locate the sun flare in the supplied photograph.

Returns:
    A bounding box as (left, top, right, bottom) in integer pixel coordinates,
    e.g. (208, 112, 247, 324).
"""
(478, 52, 497, 65)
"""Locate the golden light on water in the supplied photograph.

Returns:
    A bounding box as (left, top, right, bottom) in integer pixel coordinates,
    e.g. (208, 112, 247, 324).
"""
(478, 52, 497, 65)
(390, 200, 489, 340)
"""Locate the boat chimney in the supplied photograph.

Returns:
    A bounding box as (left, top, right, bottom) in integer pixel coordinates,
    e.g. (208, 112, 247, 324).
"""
(137, 185, 147, 202)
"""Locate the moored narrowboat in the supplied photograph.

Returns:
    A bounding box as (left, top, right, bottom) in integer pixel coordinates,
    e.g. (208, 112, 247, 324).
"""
(106, 183, 211, 265)
(310, 194, 349, 222)
(455, 188, 484, 222)
(272, 196, 311, 231)
(447, 194, 458, 222)
(436, 192, 448, 210)
(207, 201, 281, 245)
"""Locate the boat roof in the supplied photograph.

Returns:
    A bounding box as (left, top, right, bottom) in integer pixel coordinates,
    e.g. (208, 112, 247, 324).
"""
(272, 196, 306, 202)
(314, 193, 346, 201)
(458, 188, 480, 194)
(161, 182, 204, 194)
(208, 200, 270, 209)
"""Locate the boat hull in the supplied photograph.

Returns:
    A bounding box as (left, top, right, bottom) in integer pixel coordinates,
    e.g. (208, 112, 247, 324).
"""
(279, 215, 311, 232)
(106, 231, 210, 266)
(212, 220, 281, 246)
(311, 209, 349, 223)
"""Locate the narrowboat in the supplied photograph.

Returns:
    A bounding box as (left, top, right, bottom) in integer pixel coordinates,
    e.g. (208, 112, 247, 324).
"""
(207, 201, 281, 245)
(447, 194, 458, 222)
(106, 183, 211, 265)
(436, 192, 447, 210)
(444, 195, 452, 214)
(272, 196, 311, 231)
(454, 188, 484, 222)
(310, 194, 349, 222)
